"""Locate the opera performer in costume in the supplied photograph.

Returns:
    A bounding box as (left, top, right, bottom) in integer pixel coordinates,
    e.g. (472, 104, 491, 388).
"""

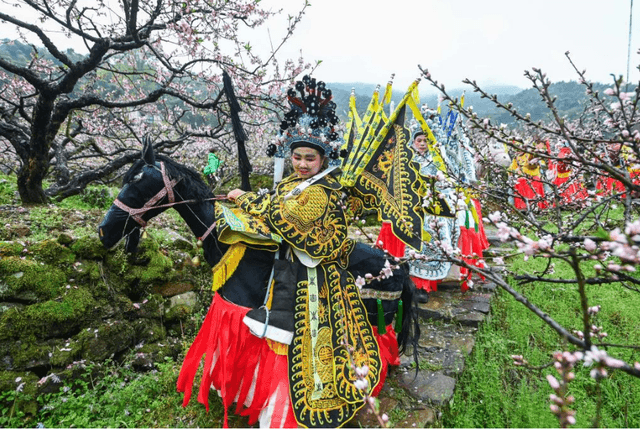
(440, 124, 490, 292)
(376, 103, 489, 294)
(177, 76, 408, 428)
(509, 140, 548, 211)
(377, 107, 460, 296)
(595, 142, 626, 197)
(548, 144, 588, 205)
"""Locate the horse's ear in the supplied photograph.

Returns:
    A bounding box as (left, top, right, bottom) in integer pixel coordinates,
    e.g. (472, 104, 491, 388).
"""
(141, 136, 156, 165)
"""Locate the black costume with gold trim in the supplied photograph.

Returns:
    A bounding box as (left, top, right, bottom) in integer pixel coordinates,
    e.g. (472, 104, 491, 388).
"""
(236, 173, 382, 428)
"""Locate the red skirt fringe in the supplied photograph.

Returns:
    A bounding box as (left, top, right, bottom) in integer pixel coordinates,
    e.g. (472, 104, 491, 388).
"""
(596, 176, 626, 196)
(176, 294, 296, 428)
(458, 199, 490, 292)
(371, 325, 400, 397)
(514, 176, 547, 209)
(177, 295, 400, 427)
(554, 176, 588, 203)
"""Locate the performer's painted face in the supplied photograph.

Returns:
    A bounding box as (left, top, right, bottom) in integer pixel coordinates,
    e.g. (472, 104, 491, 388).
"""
(413, 134, 428, 155)
(292, 147, 324, 179)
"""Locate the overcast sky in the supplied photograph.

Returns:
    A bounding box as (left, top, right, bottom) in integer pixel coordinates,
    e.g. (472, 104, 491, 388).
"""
(256, 0, 640, 92)
(1, 0, 638, 93)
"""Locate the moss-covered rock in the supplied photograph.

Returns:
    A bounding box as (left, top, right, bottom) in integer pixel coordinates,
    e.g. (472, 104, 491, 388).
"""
(164, 292, 197, 322)
(70, 235, 107, 260)
(29, 239, 74, 266)
(0, 241, 24, 258)
(0, 370, 39, 417)
(132, 318, 166, 344)
(129, 294, 164, 319)
(56, 233, 73, 246)
(153, 281, 195, 297)
(0, 287, 98, 341)
(103, 239, 174, 299)
(0, 338, 82, 372)
(0, 257, 67, 302)
(77, 319, 136, 362)
(0, 302, 25, 318)
(130, 338, 182, 370)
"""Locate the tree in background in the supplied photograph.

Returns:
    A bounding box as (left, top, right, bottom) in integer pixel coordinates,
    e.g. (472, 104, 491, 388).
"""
(0, 0, 310, 204)
(417, 51, 640, 425)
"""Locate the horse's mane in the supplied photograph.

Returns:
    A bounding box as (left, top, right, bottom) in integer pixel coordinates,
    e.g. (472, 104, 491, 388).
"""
(123, 154, 215, 202)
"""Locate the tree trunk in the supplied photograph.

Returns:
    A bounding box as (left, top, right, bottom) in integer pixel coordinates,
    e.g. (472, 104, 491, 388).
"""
(17, 95, 57, 204)
(17, 155, 49, 204)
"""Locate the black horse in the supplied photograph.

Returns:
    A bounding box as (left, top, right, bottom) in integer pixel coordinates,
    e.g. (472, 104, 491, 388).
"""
(98, 140, 419, 353)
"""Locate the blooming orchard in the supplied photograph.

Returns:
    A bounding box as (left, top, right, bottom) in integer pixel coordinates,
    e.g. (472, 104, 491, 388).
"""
(0, 0, 311, 203)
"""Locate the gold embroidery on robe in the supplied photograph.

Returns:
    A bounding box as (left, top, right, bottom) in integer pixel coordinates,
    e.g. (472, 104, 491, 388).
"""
(289, 263, 381, 428)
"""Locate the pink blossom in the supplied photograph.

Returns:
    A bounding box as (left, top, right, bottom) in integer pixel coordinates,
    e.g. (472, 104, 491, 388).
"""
(627, 220, 640, 236)
(354, 379, 369, 390)
(488, 211, 502, 223)
(496, 222, 512, 241)
(620, 91, 635, 101)
(609, 228, 627, 244)
(587, 305, 601, 315)
(607, 263, 621, 271)
(549, 394, 563, 405)
(546, 374, 560, 390)
(381, 260, 394, 278)
(584, 238, 597, 251)
(355, 276, 366, 288)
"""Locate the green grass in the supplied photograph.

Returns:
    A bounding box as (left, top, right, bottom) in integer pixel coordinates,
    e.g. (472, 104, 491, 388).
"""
(1, 354, 251, 428)
(444, 252, 640, 428)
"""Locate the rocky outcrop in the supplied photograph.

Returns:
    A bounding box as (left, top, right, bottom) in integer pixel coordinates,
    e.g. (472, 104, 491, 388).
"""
(0, 230, 212, 413)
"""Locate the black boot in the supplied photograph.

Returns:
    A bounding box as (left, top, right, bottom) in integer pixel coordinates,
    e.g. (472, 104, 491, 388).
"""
(414, 288, 430, 304)
(243, 259, 297, 345)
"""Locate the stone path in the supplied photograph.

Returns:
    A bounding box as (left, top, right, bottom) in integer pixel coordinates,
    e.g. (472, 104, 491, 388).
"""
(350, 225, 507, 428)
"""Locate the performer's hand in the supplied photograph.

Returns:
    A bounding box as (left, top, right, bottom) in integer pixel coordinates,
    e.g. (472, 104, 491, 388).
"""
(227, 188, 245, 201)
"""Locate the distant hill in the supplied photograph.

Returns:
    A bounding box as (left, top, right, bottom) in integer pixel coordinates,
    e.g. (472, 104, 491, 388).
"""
(1, 39, 618, 127)
(328, 79, 620, 125)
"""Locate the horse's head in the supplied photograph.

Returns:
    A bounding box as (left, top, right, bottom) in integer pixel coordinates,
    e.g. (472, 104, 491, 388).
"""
(98, 138, 180, 250)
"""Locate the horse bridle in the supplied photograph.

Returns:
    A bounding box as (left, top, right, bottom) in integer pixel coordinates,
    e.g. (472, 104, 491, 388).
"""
(113, 162, 179, 228)
(111, 161, 221, 241)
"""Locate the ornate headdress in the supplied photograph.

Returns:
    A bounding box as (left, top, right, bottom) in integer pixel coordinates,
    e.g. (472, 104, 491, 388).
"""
(266, 75, 343, 165)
